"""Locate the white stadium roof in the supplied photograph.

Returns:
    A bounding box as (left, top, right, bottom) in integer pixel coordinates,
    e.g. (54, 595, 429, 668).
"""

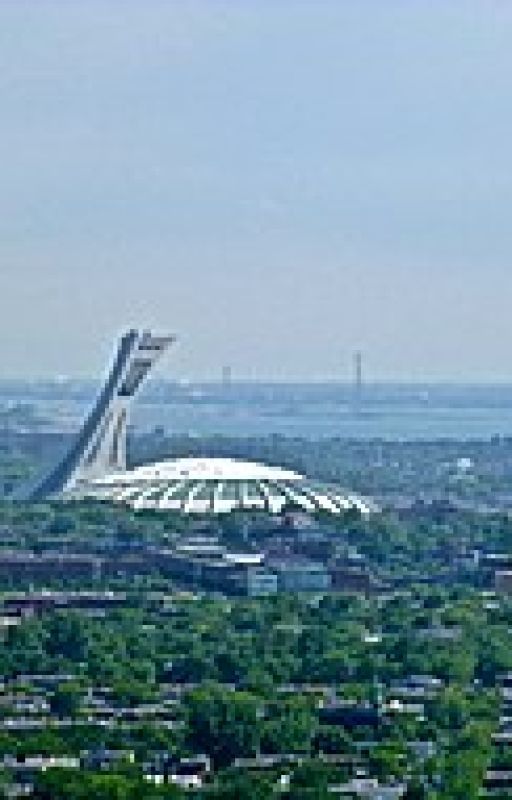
(70, 457, 375, 516)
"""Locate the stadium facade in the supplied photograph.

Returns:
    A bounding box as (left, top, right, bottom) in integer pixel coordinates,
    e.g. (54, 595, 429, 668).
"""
(29, 330, 374, 516)
(70, 457, 375, 516)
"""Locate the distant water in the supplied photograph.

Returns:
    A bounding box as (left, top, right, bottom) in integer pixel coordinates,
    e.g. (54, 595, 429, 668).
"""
(5, 381, 512, 441)
(133, 399, 512, 441)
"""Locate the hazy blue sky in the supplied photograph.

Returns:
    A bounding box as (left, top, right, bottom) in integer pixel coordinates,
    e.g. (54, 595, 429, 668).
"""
(1, 1, 512, 381)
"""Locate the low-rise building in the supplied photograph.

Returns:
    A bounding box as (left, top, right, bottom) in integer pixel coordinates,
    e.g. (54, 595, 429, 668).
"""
(269, 559, 331, 592)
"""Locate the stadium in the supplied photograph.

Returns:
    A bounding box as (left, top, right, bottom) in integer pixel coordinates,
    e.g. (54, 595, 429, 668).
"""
(28, 330, 375, 517)
(70, 456, 374, 516)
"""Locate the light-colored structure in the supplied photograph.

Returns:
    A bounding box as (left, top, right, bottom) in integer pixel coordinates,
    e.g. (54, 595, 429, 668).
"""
(71, 456, 375, 516)
(29, 330, 375, 517)
(29, 330, 174, 500)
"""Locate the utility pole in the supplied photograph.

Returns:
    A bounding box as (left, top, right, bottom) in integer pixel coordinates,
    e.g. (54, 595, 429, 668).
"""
(221, 365, 232, 387)
(353, 350, 363, 413)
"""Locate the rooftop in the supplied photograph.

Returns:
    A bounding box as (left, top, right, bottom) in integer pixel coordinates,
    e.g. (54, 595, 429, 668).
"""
(71, 457, 375, 517)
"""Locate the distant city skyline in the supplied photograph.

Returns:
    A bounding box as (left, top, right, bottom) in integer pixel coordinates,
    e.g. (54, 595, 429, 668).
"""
(1, 2, 512, 382)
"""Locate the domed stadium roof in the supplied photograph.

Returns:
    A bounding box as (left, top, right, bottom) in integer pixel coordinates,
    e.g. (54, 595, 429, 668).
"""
(71, 457, 375, 516)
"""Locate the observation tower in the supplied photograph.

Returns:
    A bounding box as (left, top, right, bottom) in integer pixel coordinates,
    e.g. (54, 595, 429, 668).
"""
(28, 330, 375, 517)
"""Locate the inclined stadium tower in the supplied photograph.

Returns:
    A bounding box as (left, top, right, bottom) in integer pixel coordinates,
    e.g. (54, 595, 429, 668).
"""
(28, 330, 175, 501)
(28, 330, 375, 516)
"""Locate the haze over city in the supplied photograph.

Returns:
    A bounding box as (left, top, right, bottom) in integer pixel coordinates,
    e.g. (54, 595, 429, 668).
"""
(5, 6, 512, 799)
(1, 1, 511, 382)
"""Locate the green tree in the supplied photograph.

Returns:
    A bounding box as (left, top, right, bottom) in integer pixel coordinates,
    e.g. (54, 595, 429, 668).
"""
(45, 612, 89, 661)
(185, 684, 262, 767)
(261, 696, 315, 755)
(204, 769, 274, 800)
(49, 682, 83, 718)
(111, 678, 156, 708)
(288, 759, 334, 799)
(369, 741, 406, 782)
(33, 769, 183, 799)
